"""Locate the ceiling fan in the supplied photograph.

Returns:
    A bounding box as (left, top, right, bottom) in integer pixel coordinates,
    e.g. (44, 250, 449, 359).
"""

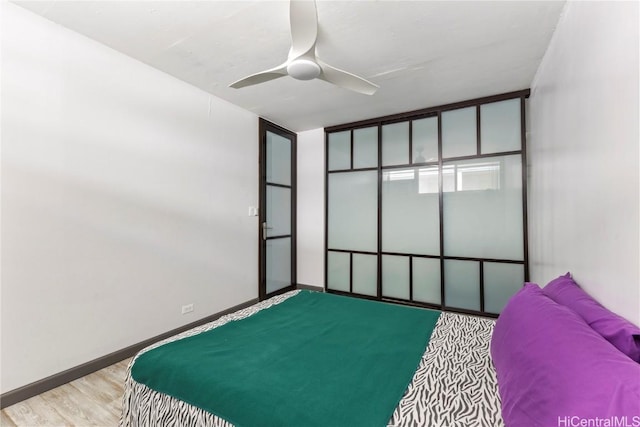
(229, 0, 379, 95)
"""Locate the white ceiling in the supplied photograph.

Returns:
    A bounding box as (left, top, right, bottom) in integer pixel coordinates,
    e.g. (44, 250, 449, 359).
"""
(15, 1, 565, 132)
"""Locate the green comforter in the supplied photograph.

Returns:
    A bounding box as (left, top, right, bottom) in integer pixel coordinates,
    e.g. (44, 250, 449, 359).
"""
(132, 291, 440, 427)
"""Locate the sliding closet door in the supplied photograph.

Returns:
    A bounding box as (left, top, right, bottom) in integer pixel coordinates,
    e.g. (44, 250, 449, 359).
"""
(259, 119, 296, 300)
(326, 127, 379, 297)
(324, 91, 528, 317)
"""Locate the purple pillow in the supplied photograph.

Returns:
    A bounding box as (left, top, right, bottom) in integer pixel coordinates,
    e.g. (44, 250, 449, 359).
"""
(491, 283, 640, 427)
(543, 273, 640, 363)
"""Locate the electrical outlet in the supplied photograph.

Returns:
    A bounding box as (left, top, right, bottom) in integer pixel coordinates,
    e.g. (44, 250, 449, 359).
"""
(181, 304, 194, 314)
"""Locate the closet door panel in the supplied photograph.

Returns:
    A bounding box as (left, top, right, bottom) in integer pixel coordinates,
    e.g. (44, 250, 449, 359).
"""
(442, 107, 476, 158)
(328, 171, 378, 252)
(353, 127, 378, 169)
(382, 255, 410, 300)
(413, 258, 441, 305)
(481, 99, 521, 154)
(382, 167, 440, 255)
(444, 260, 480, 311)
(443, 155, 523, 260)
(328, 131, 351, 171)
(352, 254, 377, 296)
(327, 251, 350, 292)
(412, 117, 438, 163)
(484, 262, 524, 314)
(382, 122, 409, 166)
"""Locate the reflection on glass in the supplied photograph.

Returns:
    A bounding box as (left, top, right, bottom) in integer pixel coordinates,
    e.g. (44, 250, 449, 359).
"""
(328, 131, 350, 170)
(443, 155, 523, 260)
(481, 98, 521, 154)
(382, 168, 440, 255)
(456, 161, 500, 191)
(353, 127, 378, 168)
(418, 167, 438, 193)
(266, 131, 291, 185)
(382, 122, 409, 166)
(443, 165, 455, 192)
(266, 238, 291, 293)
(383, 169, 415, 181)
(352, 254, 377, 296)
(327, 251, 349, 292)
(328, 171, 378, 252)
(413, 117, 438, 163)
(382, 255, 410, 300)
(406, 164, 500, 194)
(440, 161, 502, 192)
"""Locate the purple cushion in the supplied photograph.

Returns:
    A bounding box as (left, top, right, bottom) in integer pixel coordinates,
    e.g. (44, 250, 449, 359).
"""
(491, 283, 640, 427)
(543, 273, 640, 363)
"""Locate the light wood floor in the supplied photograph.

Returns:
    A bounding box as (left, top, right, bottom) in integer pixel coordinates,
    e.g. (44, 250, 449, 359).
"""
(1, 358, 131, 427)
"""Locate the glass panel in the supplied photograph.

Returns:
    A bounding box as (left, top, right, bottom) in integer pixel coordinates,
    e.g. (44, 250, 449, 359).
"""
(418, 166, 439, 194)
(353, 127, 378, 169)
(412, 117, 438, 163)
(481, 98, 521, 154)
(266, 185, 290, 237)
(382, 167, 439, 255)
(266, 131, 291, 185)
(442, 164, 455, 192)
(382, 255, 409, 300)
(328, 131, 351, 171)
(444, 260, 480, 311)
(484, 262, 524, 314)
(352, 254, 377, 296)
(266, 238, 291, 293)
(442, 107, 476, 158)
(443, 155, 523, 260)
(413, 258, 441, 305)
(328, 171, 378, 252)
(382, 122, 409, 166)
(327, 251, 350, 292)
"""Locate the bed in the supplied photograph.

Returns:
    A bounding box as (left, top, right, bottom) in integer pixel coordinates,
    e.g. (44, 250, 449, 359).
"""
(120, 290, 503, 427)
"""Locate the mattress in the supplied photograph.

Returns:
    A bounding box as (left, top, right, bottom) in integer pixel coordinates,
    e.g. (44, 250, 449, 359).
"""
(120, 291, 503, 427)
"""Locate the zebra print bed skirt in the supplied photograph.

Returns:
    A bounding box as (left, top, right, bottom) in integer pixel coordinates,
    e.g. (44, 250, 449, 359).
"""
(120, 291, 504, 427)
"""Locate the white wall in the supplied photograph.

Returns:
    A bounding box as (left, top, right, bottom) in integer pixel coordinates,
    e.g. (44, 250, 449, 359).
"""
(1, 3, 259, 393)
(296, 128, 325, 287)
(529, 1, 639, 325)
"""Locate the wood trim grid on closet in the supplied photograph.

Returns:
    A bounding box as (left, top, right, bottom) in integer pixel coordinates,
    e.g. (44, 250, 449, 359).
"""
(324, 89, 530, 318)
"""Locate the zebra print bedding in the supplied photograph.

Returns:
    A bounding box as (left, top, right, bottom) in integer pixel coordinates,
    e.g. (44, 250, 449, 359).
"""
(120, 291, 503, 427)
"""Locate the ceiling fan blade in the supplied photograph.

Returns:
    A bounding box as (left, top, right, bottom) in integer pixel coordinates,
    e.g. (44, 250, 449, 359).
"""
(229, 64, 288, 89)
(317, 59, 379, 95)
(289, 0, 318, 59)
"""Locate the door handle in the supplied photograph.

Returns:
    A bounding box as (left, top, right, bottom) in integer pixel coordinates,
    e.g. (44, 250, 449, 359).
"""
(262, 222, 273, 240)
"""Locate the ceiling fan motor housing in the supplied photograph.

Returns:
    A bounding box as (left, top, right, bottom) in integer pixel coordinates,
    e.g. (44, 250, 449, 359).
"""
(287, 59, 321, 80)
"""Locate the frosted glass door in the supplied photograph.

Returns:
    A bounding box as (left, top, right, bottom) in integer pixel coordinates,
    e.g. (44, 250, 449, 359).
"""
(412, 117, 438, 163)
(266, 238, 291, 293)
(261, 124, 295, 298)
(325, 93, 527, 315)
(481, 99, 521, 154)
(382, 167, 440, 255)
(444, 260, 480, 311)
(484, 263, 524, 313)
(442, 107, 476, 158)
(443, 155, 523, 260)
(328, 171, 378, 252)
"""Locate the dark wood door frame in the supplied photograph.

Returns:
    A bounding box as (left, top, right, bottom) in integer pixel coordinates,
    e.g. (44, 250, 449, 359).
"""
(258, 118, 297, 301)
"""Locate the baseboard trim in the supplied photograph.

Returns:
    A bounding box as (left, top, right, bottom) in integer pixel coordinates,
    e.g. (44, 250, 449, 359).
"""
(0, 297, 259, 409)
(296, 283, 325, 292)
